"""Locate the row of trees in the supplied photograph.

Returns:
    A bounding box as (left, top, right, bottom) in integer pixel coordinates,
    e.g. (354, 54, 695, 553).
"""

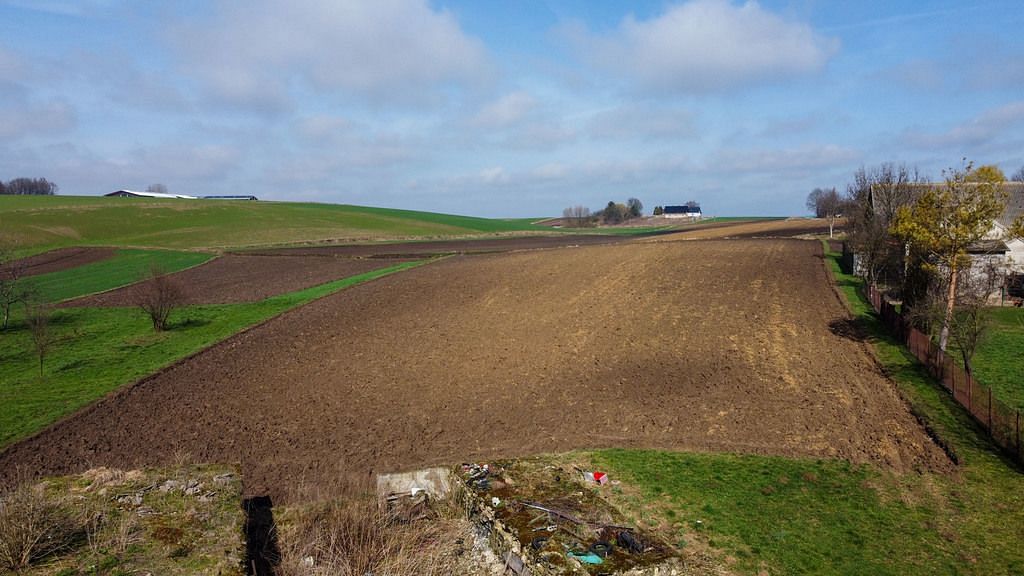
(0, 178, 59, 195)
(561, 198, 644, 227)
(840, 160, 1024, 374)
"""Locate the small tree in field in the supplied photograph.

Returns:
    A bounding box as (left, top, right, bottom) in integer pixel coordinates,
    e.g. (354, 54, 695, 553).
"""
(806, 187, 844, 238)
(0, 243, 29, 330)
(133, 268, 184, 331)
(26, 302, 54, 378)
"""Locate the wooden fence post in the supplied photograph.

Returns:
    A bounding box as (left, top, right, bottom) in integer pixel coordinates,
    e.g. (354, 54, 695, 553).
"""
(968, 375, 973, 414)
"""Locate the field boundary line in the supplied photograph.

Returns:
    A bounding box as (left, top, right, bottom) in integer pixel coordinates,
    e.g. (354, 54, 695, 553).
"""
(0, 257, 439, 457)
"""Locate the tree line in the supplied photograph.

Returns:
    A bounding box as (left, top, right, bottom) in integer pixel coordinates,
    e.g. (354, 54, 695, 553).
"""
(827, 160, 1024, 374)
(562, 198, 643, 227)
(0, 178, 59, 195)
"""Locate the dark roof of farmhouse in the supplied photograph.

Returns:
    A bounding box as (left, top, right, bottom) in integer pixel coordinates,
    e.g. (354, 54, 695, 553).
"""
(967, 239, 1009, 254)
(893, 182, 1024, 229)
(664, 204, 701, 213)
(998, 182, 1024, 228)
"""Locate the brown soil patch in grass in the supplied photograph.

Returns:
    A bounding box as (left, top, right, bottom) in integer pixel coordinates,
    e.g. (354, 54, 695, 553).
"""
(3, 247, 117, 277)
(0, 239, 948, 503)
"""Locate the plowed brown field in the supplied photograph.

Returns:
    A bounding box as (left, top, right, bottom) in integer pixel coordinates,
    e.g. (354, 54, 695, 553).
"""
(0, 238, 947, 502)
(3, 247, 116, 277)
(65, 254, 411, 306)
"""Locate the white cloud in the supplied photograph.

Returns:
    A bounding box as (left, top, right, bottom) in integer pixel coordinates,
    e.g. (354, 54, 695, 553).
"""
(295, 115, 353, 142)
(479, 166, 509, 185)
(121, 144, 242, 181)
(0, 85, 76, 139)
(709, 144, 860, 174)
(568, 0, 838, 93)
(901, 101, 1024, 150)
(587, 104, 696, 140)
(471, 91, 537, 128)
(174, 0, 490, 108)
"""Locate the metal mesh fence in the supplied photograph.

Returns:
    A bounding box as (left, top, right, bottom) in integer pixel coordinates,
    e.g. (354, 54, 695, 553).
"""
(867, 284, 1022, 464)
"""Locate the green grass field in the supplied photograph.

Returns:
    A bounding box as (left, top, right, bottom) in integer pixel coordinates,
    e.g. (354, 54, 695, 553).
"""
(0, 196, 555, 252)
(0, 260, 428, 448)
(586, 243, 1024, 575)
(23, 249, 213, 303)
(970, 308, 1024, 412)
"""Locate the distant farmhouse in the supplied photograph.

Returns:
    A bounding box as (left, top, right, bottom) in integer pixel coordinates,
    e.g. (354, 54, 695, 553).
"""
(105, 190, 258, 201)
(106, 189, 197, 199)
(850, 182, 1024, 302)
(990, 183, 1024, 274)
(663, 202, 702, 219)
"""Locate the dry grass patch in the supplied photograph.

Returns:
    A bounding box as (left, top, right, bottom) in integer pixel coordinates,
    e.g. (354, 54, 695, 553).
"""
(275, 479, 485, 576)
(0, 480, 85, 572)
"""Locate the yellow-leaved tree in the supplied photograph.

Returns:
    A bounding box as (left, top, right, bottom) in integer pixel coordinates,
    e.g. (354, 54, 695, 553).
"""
(967, 164, 1006, 183)
(890, 161, 1008, 352)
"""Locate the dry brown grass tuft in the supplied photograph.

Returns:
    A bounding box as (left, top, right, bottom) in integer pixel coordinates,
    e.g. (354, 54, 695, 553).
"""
(275, 479, 476, 576)
(0, 481, 84, 571)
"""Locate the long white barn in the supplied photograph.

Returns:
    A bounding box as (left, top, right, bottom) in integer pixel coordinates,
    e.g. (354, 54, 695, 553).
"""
(106, 189, 198, 199)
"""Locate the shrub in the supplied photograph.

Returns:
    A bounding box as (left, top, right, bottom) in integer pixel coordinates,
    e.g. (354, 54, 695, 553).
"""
(133, 267, 184, 331)
(0, 482, 83, 571)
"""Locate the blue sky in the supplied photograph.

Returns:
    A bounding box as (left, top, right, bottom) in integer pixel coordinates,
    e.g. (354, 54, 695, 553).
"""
(1, 0, 1022, 217)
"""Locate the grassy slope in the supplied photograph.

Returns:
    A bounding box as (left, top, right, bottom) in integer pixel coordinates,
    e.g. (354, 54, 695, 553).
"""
(0, 195, 552, 252)
(23, 249, 213, 303)
(591, 242, 1024, 575)
(0, 260, 427, 448)
(970, 307, 1024, 411)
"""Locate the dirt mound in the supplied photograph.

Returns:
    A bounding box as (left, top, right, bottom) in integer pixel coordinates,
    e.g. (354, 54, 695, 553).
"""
(64, 254, 411, 306)
(3, 247, 117, 277)
(0, 239, 948, 503)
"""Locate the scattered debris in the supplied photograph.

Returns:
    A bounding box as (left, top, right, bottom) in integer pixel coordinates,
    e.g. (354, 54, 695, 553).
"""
(456, 458, 683, 574)
(376, 466, 452, 501)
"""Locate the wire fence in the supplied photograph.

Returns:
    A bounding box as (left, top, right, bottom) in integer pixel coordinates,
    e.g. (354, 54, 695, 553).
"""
(867, 284, 1022, 465)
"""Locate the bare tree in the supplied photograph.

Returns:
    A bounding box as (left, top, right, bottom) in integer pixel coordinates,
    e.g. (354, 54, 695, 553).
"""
(133, 267, 184, 331)
(806, 187, 844, 238)
(3, 178, 58, 195)
(1012, 166, 1024, 183)
(26, 302, 54, 378)
(561, 205, 593, 228)
(845, 163, 924, 288)
(911, 259, 1003, 375)
(0, 244, 30, 330)
(146, 183, 168, 195)
(626, 197, 643, 218)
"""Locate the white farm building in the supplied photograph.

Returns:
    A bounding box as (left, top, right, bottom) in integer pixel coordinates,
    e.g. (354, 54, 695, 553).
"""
(106, 189, 198, 199)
